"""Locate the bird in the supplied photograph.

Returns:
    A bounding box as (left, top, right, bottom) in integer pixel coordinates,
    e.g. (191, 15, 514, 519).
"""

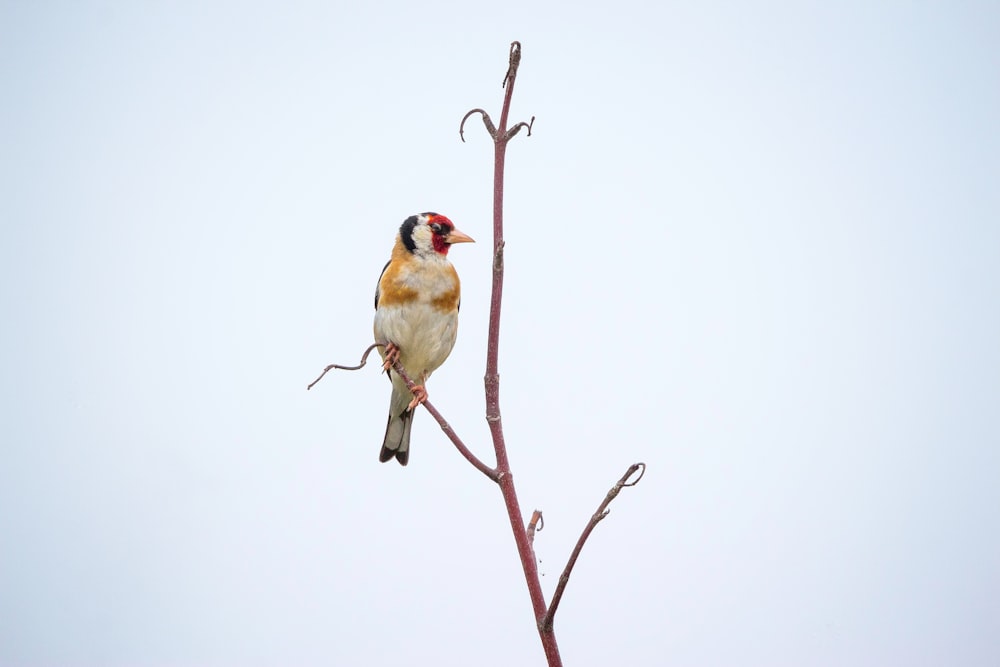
(373, 212, 474, 465)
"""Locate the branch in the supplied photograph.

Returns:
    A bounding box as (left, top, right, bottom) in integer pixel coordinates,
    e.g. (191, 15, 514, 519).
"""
(390, 358, 499, 482)
(307, 342, 382, 389)
(504, 115, 535, 142)
(309, 344, 498, 481)
(542, 463, 646, 632)
(461, 40, 562, 666)
(459, 42, 532, 152)
(459, 108, 496, 142)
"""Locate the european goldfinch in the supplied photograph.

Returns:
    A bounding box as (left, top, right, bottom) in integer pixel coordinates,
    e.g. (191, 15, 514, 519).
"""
(374, 213, 474, 465)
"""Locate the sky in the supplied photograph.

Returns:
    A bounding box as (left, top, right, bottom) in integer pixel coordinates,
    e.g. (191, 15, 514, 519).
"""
(1, 1, 998, 665)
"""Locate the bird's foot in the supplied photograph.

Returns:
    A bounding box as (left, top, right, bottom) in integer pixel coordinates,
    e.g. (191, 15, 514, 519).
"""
(382, 342, 400, 372)
(407, 385, 428, 410)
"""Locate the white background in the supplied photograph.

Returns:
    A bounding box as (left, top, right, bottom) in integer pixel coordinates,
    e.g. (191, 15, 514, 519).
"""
(2, 2, 998, 665)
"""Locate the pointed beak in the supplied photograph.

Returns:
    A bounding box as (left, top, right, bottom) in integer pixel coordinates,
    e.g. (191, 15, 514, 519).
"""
(445, 228, 475, 244)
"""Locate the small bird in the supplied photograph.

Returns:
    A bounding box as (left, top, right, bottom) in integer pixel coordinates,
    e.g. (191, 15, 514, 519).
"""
(374, 212, 474, 465)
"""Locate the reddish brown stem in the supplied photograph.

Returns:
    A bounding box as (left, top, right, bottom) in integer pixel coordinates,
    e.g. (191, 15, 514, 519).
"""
(308, 345, 497, 481)
(306, 343, 383, 389)
(542, 463, 646, 631)
(464, 41, 561, 666)
(390, 360, 498, 482)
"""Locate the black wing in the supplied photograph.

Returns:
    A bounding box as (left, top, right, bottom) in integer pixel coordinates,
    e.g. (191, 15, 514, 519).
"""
(374, 260, 391, 309)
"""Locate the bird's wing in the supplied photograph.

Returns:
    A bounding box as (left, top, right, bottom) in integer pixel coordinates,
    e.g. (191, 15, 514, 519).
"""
(374, 259, 391, 310)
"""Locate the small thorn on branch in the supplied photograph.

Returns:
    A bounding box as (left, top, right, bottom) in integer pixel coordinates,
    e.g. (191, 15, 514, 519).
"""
(460, 108, 497, 142)
(527, 510, 544, 546)
(307, 342, 384, 389)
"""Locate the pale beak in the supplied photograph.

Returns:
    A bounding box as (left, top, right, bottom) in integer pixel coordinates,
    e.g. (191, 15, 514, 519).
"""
(445, 229, 475, 244)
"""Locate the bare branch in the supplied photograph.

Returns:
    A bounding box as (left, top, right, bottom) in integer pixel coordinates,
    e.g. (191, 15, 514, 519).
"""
(542, 463, 647, 632)
(309, 344, 498, 481)
(464, 41, 560, 667)
(459, 108, 496, 143)
(388, 357, 499, 482)
(307, 342, 383, 389)
(503, 115, 535, 142)
(462, 43, 532, 148)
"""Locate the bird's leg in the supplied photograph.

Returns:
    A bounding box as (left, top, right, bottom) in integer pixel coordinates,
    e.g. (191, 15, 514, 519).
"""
(382, 341, 400, 372)
(407, 373, 429, 410)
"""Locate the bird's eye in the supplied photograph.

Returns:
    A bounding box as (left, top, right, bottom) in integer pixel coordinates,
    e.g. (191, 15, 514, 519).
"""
(430, 223, 442, 233)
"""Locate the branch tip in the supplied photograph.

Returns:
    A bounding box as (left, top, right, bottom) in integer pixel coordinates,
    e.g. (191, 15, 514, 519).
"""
(307, 342, 384, 389)
(503, 41, 522, 88)
(459, 108, 496, 142)
(623, 462, 646, 487)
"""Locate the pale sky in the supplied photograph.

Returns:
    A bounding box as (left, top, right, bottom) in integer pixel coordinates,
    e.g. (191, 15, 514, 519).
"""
(2, 2, 998, 666)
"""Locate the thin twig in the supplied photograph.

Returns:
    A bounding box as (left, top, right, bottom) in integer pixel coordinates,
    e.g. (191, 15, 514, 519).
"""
(390, 359, 499, 482)
(307, 342, 383, 389)
(542, 463, 646, 632)
(459, 108, 496, 142)
(527, 510, 544, 546)
(309, 344, 499, 481)
(504, 116, 535, 141)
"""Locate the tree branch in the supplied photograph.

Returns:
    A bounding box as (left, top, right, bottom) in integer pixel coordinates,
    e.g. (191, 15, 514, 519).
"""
(309, 344, 498, 482)
(306, 343, 383, 390)
(542, 463, 647, 632)
(389, 357, 499, 482)
(462, 40, 563, 666)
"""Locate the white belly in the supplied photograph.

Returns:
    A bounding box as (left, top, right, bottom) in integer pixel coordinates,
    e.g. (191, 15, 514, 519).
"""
(374, 302, 459, 379)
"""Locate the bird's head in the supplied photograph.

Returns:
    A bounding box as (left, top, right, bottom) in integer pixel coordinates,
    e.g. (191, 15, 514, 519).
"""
(400, 213, 475, 257)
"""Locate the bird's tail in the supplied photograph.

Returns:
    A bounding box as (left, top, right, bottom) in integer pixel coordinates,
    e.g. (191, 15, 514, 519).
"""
(380, 401, 414, 466)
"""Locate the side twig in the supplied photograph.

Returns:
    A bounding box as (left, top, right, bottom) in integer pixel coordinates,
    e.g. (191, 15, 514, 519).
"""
(307, 343, 383, 390)
(309, 344, 498, 481)
(389, 358, 499, 482)
(541, 463, 646, 632)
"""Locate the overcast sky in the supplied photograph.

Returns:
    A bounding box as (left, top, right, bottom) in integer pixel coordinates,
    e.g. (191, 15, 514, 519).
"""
(2, 1, 998, 666)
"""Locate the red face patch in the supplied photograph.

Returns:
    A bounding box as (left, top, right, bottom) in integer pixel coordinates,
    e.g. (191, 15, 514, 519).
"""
(428, 215, 454, 254)
(431, 231, 451, 254)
